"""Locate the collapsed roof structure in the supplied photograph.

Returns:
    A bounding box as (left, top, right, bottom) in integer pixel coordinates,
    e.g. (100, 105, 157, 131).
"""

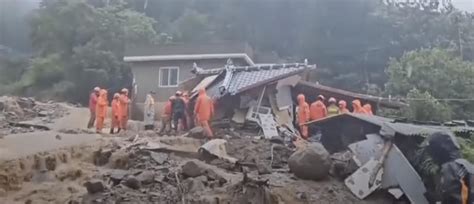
(308, 113, 474, 203)
(181, 59, 474, 203)
(180, 59, 409, 138)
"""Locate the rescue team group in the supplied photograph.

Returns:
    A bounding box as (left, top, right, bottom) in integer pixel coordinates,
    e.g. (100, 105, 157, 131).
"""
(296, 94, 373, 139)
(86, 87, 214, 139)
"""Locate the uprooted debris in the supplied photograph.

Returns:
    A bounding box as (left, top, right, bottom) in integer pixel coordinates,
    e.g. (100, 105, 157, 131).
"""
(1, 125, 395, 204)
(0, 96, 68, 137)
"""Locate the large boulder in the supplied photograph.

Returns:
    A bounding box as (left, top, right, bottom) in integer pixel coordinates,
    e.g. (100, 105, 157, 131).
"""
(288, 143, 331, 180)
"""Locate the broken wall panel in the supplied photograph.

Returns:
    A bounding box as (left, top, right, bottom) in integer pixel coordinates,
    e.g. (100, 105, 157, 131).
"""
(316, 116, 380, 153)
(275, 86, 293, 110)
(258, 113, 279, 139)
(383, 145, 429, 204)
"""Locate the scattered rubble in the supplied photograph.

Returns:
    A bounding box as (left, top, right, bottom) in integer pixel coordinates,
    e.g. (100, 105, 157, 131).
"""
(84, 179, 106, 194)
(0, 96, 68, 137)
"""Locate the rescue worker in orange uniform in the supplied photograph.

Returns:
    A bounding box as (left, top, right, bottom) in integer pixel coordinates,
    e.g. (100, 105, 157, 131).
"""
(310, 95, 327, 121)
(363, 104, 373, 115)
(159, 96, 173, 134)
(95, 89, 108, 133)
(338, 100, 349, 114)
(352, 99, 367, 114)
(297, 94, 310, 139)
(182, 91, 193, 128)
(87, 87, 100, 128)
(110, 93, 121, 134)
(119, 88, 130, 131)
(194, 88, 214, 139)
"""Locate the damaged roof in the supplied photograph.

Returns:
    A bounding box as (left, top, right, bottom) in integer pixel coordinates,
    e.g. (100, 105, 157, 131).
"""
(198, 60, 315, 99)
(310, 113, 474, 137)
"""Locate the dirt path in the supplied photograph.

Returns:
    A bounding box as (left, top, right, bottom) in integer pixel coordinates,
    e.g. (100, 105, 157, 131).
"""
(0, 105, 100, 160)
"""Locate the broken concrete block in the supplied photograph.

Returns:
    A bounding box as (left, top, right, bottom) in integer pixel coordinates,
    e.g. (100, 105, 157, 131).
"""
(149, 152, 168, 165)
(206, 169, 227, 185)
(187, 127, 205, 139)
(256, 162, 272, 175)
(84, 179, 105, 194)
(181, 160, 207, 177)
(136, 171, 155, 185)
(183, 178, 206, 194)
(123, 176, 141, 190)
(109, 170, 128, 186)
(195, 175, 208, 184)
(93, 149, 112, 166)
(288, 143, 331, 180)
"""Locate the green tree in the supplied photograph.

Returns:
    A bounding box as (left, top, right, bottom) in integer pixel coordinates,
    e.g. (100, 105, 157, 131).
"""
(386, 48, 474, 119)
(404, 88, 451, 122)
(27, 0, 157, 103)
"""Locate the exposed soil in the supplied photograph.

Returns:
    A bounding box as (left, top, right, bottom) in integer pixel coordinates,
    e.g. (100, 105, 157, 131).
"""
(0, 98, 394, 203)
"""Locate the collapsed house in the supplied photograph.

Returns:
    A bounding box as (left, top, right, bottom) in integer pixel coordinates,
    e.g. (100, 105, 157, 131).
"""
(309, 113, 474, 203)
(183, 59, 405, 139)
(181, 59, 474, 203)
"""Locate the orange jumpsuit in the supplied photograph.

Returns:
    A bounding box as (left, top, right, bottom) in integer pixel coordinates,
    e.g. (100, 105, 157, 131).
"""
(352, 100, 367, 114)
(363, 104, 373, 115)
(297, 94, 310, 139)
(194, 89, 214, 138)
(111, 98, 121, 131)
(310, 100, 327, 120)
(159, 98, 173, 133)
(119, 93, 130, 130)
(338, 100, 350, 114)
(95, 89, 108, 132)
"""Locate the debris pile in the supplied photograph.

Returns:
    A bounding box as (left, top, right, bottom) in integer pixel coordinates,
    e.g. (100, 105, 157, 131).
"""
(0, 127, 394, 203)
(0, 96, 68, 137)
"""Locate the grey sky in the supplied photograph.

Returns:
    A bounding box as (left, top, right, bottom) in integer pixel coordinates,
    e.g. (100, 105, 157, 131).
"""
(452, 0, 474, 12)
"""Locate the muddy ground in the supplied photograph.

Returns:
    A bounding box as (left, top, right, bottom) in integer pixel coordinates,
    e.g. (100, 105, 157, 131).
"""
(0, 98, 394, 204)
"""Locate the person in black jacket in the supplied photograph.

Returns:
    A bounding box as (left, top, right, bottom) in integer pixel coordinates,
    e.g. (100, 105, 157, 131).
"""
(426, 131, 474, 204)
(171, 91, 187, 133)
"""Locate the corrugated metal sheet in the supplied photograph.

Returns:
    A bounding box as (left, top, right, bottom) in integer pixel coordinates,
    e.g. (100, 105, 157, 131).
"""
(311, 113, 472, 137)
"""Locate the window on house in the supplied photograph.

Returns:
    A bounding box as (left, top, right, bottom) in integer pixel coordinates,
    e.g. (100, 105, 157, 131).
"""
(159, 67, 179, 87)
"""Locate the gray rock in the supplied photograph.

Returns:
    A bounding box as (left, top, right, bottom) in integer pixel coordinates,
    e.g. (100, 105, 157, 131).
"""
(187, 127, 205, 139)
(183, 178, 205, 193)
(109, 170, 128, 186)
(195, 175, 208, 183)
(3, 99, 24, 118)
(256, 162, 272, 175)
(136, 171, 155, 185)
(123, 176, 141, 190)
(37, 111, 48, 117)
(93, 149, 112, 166)
(288, 143, 331, 180)
(0, 188, 6, 197)
(181, 160, 207, 177)
(206, 169, 227, 185)
(84, 179, 106, 194)
(150, 152, 168, 165)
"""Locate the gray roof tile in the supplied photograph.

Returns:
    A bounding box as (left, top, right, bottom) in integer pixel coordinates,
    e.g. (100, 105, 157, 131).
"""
(206, 65, 310, 99)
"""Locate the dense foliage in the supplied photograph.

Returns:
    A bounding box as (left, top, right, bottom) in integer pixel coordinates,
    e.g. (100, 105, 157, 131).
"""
(386, 49, 474, 119)
(0, 0, 157, 103)
(0, 0, 473, 120)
